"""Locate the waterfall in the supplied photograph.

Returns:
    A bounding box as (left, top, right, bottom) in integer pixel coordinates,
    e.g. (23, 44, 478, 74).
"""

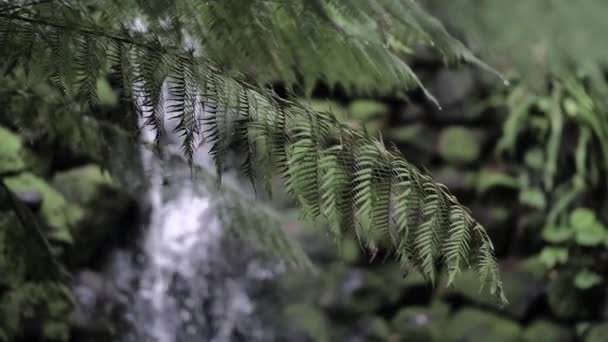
(72, 113, 286, 342)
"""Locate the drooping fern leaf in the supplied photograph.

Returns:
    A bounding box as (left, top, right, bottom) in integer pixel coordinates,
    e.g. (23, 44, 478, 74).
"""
(0, 0, 507, 303)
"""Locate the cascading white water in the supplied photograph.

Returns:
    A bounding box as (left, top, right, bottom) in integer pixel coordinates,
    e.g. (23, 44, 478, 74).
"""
(108, 111, 282, 341)
(73, 102, 285, 342)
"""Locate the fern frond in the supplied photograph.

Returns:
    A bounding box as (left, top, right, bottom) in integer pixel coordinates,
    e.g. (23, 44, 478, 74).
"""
(0, 2, 506, 303)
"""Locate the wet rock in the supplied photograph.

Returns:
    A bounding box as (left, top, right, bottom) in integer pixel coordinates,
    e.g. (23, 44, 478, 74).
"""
(0, 126, 27, 174)
(398, 103, 425, 123)
(391, 301, 450, 342)
(585, 323, 608, 342)
(430, 69, 475, 107)
(13, 190, 43, 212)
(443, 308, 522, 342)
(521, 320, 574, 342)
(70, 270, 115, 341)
(438, 126, 485, 165)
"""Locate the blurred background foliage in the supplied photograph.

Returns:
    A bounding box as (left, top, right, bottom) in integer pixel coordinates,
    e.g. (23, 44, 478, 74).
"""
(1, 0, 608, 341)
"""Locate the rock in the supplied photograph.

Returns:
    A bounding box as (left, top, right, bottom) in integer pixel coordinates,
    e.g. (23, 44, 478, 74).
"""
(285, 304, 332, 342)
(391, 301, 450, 342)
(432, 167, 476, 194)
(4, 172, 83, 244)
(398, 103, 425, 123)
(361, 316, 392, 341)
(348, 100, 390, 122)
(13, 190, 43, 212)
(442, 308, 522, 342)
(431, 69, 475, 107)
(522, 320, 574, 342)
(438, 126, 484, 165)
(547, 271, 599, 320)
(585, 323, 608, 342)
(385, 124, 439, 162)
(0, 126, 27, 174)
(440, 258, 546, 320)
(52, 164, 138, 267)
(52, 165, 114, 204)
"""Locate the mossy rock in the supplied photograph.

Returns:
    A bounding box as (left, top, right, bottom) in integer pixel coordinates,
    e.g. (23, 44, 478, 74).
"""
(440, 258, 545, 320)
(348, 100, 389, 122)
(318, 264, 428, 314)
(285, 304, 332, 342)
(547, 271, 598, 320)
(438, 126, 483, 165)
(522, 320, 573, 342)
(385, 124, 439, 159)
(4, 173, 83, 243)
(0, 126, 27, 174)
(443, 308, 522, 342)
(585, 323, 608, 342)
(391, 301, 450, 342)
(52, 165, 138, 267)
(52, 165, 114, 205)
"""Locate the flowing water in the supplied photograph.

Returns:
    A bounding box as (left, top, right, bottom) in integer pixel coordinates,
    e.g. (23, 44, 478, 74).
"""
(73, 122, 286, 341)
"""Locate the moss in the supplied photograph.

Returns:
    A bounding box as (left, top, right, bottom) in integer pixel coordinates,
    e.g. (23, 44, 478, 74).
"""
(586, 323, 608, 342)
(52, 165, 114, 205)
(391, 301, 450, 342)
(438, 126, 482, 165)
(386, 124, 426, 143)
(286, 304, 332, 342)
(443, 308, 522, 342)
(4, 173, 83, 243)
(0, 126, 26, 174)
(522, 320, 573, 342)
(348, 100, 389, 122)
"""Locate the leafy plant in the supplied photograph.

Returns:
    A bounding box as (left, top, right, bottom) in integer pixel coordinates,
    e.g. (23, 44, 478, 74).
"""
(0, 0, 508, 316)
(540, 208, 608, 290)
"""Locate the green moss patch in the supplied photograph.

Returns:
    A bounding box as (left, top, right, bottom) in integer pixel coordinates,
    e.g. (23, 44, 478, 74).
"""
(4, 173, 83, 243)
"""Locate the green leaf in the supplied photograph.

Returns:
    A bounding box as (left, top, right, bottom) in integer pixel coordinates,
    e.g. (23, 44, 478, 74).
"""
(569, 207, 596, 231)
(539, 247, 568, 269)
(519, 188, 546, 210)
(524, 148, 544, 171)
(541, 225, 574, 244)
(574, 270, 602, 290)
(574, 222, 607, 247)
(475, 169, 520, 194)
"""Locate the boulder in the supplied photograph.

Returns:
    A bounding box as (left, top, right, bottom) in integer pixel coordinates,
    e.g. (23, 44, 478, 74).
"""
(430, 69, 475, 107)
(348, 100, 390, 122)
(440, 258, 546, 320)
(521, 320, 574, 342)
(585, 323, 608, 342)
(317, 264, 429, 315)
(438, 126, 485, 165)
(547, 271, 599, 320)
(391, 301, 450, 342)
(285, 304, 332, 342)
(442, 308, 522, 342)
